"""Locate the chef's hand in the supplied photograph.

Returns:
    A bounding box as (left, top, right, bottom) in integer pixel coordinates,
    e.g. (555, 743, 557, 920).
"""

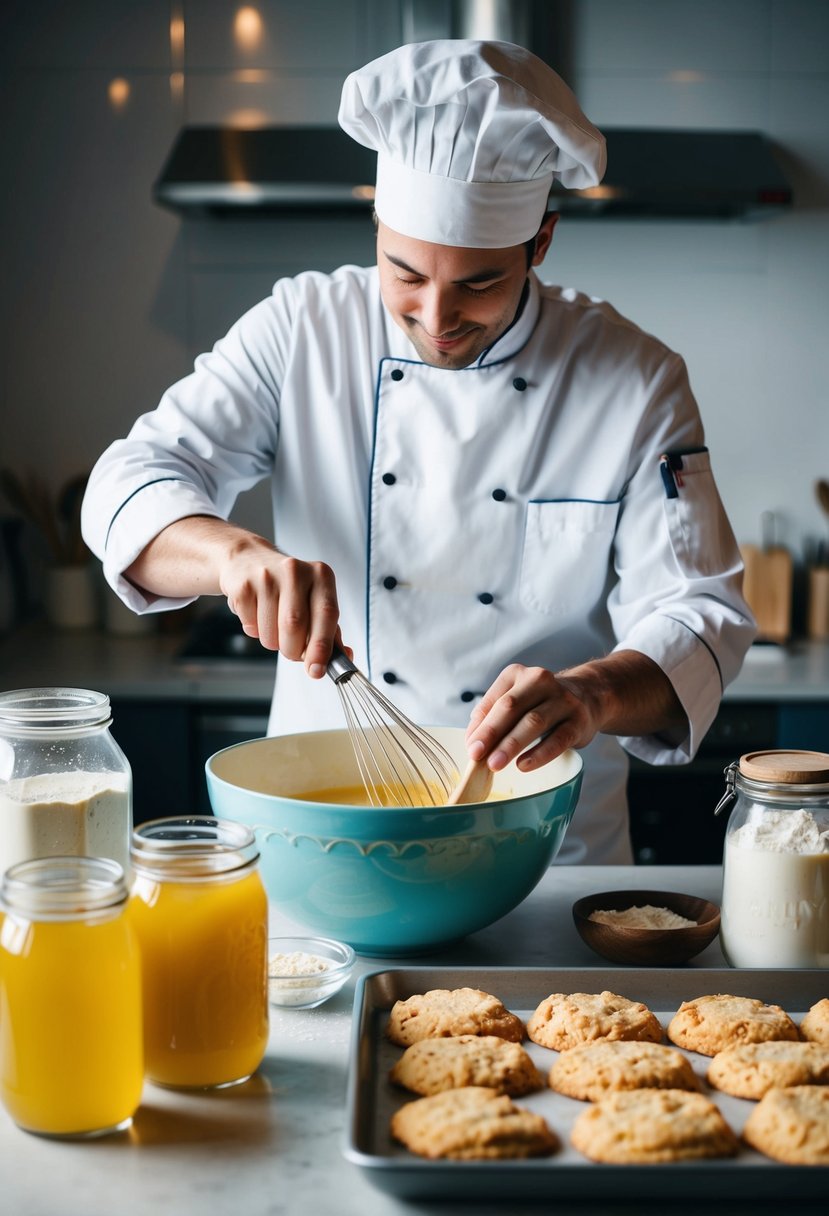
(464, 652, 686, 772)
(124, 516, 346, 678)
(219, 534, 345, 678)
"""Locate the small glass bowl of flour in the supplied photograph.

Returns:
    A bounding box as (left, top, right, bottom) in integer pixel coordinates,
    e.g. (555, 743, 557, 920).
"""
(267, 936, 355, 1009)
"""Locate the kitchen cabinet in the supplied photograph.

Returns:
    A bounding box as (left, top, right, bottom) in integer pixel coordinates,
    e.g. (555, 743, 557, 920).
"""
(627, 697, 829, 865)
(109, 698, 193, 824)
(110, 696, 270, 824)
(2, 625, 828, 858)
(114, 692, 827, 859)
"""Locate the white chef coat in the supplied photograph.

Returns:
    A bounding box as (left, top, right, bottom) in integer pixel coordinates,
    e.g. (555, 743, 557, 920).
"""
(82, 266, 756, 864)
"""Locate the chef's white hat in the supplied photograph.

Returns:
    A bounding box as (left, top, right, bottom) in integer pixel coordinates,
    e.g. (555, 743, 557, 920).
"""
(338, 39, 606, 248)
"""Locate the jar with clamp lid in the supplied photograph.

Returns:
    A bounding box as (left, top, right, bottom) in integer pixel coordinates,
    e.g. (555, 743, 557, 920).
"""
(0, 688, 132, 874)
(716, 750, 829, 968)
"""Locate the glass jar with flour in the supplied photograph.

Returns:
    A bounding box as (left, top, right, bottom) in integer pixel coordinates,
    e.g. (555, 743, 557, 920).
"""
(717, 750, 829, 968)
(0, 687, 131, 874)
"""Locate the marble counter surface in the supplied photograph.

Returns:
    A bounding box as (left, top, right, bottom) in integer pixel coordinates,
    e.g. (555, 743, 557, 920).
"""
(2, 865, 825, 1216)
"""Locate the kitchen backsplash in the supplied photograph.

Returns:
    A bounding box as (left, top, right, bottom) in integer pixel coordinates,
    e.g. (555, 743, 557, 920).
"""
(1, 0, 828, 561)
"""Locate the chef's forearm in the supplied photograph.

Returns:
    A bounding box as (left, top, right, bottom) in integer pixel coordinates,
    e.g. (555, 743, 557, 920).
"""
(125, 516, 276, 599)
(555, 650, 687, 742)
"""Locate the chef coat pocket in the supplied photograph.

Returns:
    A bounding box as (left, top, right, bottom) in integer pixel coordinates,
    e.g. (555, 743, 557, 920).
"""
(661, 449, 737, 578)
(519, 499, 619, 618)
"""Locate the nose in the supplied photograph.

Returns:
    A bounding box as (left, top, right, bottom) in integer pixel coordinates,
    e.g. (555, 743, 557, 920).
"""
(418, 286, 460, 337)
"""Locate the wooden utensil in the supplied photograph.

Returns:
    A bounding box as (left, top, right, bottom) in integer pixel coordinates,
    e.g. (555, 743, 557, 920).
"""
(446, 757, 494, 805)
(739, 511, 793, 643)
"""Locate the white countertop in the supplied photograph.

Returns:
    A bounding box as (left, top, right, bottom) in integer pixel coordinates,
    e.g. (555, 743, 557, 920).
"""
(2, 864, 825, 1216)
(1, 623, 829, 704)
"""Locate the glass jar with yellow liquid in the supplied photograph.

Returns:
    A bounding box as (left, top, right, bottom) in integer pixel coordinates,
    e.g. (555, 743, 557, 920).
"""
(0, 856, 143, 1137)
(129, 816, 269, 1089)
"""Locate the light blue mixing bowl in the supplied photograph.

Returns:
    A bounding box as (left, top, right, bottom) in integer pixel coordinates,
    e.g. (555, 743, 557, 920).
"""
(205, 727, 583, 956)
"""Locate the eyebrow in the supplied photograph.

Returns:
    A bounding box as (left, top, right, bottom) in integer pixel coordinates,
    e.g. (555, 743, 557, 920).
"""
(383, 252, 507, 284)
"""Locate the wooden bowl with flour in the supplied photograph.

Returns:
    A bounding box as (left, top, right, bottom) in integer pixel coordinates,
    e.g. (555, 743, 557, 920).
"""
(572, 889, 721, 966)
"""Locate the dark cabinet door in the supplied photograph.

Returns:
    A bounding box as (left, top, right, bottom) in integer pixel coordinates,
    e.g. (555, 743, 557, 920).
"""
(109, 699, 194, 825)
(627, 702, 780, 864)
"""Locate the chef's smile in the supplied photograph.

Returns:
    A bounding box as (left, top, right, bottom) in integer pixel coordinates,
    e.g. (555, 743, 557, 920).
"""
(376, 219, 555, 370)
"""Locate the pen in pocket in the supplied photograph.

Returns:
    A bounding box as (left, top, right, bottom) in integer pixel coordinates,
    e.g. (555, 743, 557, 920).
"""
(659, 447, 708, 499)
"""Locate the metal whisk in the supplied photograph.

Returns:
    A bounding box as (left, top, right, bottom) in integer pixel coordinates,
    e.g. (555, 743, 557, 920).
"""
(326, 648, 460, 808)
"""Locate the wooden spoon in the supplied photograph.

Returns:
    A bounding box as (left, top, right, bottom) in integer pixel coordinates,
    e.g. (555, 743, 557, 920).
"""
(446, 757, 494, 805)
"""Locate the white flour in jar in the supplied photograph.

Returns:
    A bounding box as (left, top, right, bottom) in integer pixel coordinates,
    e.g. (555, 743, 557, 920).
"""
(720, 808, 829, 968)
(0, 771, 131, 874)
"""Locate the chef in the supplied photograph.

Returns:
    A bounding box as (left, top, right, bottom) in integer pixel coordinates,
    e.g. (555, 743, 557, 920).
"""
(81, 39, 756, 863)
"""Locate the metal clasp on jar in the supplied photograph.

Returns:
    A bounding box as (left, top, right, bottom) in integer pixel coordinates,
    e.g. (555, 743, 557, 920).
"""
(714, 760, 739, 817)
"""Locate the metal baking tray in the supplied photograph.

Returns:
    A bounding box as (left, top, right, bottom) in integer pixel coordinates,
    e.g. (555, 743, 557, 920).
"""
(343, 967, 828, 1201)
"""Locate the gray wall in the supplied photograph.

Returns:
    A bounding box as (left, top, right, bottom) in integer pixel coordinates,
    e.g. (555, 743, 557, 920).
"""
(2, 0, 828, 567)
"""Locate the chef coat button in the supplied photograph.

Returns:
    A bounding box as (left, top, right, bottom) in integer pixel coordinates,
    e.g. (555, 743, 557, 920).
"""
(512, 377, 527, 392)
(382, 472, 396, 485)
(477, 592, 494, 605)
(491, 488, 507, 501)
(382, 671, 397, 684)
(390, 368, 404, 381)
(460, 690, 479, 703)
(382, 576, 398, 591)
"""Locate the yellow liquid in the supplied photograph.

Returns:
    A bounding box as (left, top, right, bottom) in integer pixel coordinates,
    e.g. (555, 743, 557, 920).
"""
(299, 783, 419, 805)
(298, 784, 504, 806)
(0, 912, 143, 1136)
(128, 868, 268, 1088)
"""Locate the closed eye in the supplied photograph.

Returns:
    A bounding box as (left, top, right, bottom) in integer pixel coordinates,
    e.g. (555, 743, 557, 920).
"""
(461, 280, 502, 295)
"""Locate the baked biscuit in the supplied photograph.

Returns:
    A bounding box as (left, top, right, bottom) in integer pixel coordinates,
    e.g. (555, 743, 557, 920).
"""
(667, 994, 799, 1056)
(390, 1086, 559, 1160)
(527, 991, 662, 1052)
(549, 1040, 699, 1102)
(570, 1088, 739, 1164)
(707, 1040, 829, 1099)
(386, 988, 524, 1047)
(800, 998, 829, 1045)
(390, 1035, 543, 1097)
(742, 1085, 829, 1165)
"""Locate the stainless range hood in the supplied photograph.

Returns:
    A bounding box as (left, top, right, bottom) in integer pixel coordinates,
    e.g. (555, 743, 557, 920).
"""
(153, 125, 793, 220)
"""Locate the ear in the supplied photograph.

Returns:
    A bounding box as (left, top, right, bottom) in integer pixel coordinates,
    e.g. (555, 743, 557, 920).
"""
(531, 213, 559, 266)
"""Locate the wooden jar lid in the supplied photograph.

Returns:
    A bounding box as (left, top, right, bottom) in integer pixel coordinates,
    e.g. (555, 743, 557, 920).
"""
(739, 749, 829, 783)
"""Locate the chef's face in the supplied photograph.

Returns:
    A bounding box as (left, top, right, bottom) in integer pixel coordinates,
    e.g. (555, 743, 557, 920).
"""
(376, 216, 557, 370)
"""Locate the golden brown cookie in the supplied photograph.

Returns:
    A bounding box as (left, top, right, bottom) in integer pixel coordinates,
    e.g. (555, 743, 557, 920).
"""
(800, 998, 829, 1045)
(742, 1085, 829, 1164)
(549, 1040, 699, 1102)
(386, 988, 524, 1047)
(390, 1086, 559, 1160)
(707, 1040, 829, 1099)
(570, 1088, 739, 1164)
(667, 994, 799, 1056)
(389, 1035, 543, 1097)
(527, 991, 662, 1052)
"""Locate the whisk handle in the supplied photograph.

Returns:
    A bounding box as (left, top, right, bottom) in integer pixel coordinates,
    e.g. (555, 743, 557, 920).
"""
(326, 645, 358, 683)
